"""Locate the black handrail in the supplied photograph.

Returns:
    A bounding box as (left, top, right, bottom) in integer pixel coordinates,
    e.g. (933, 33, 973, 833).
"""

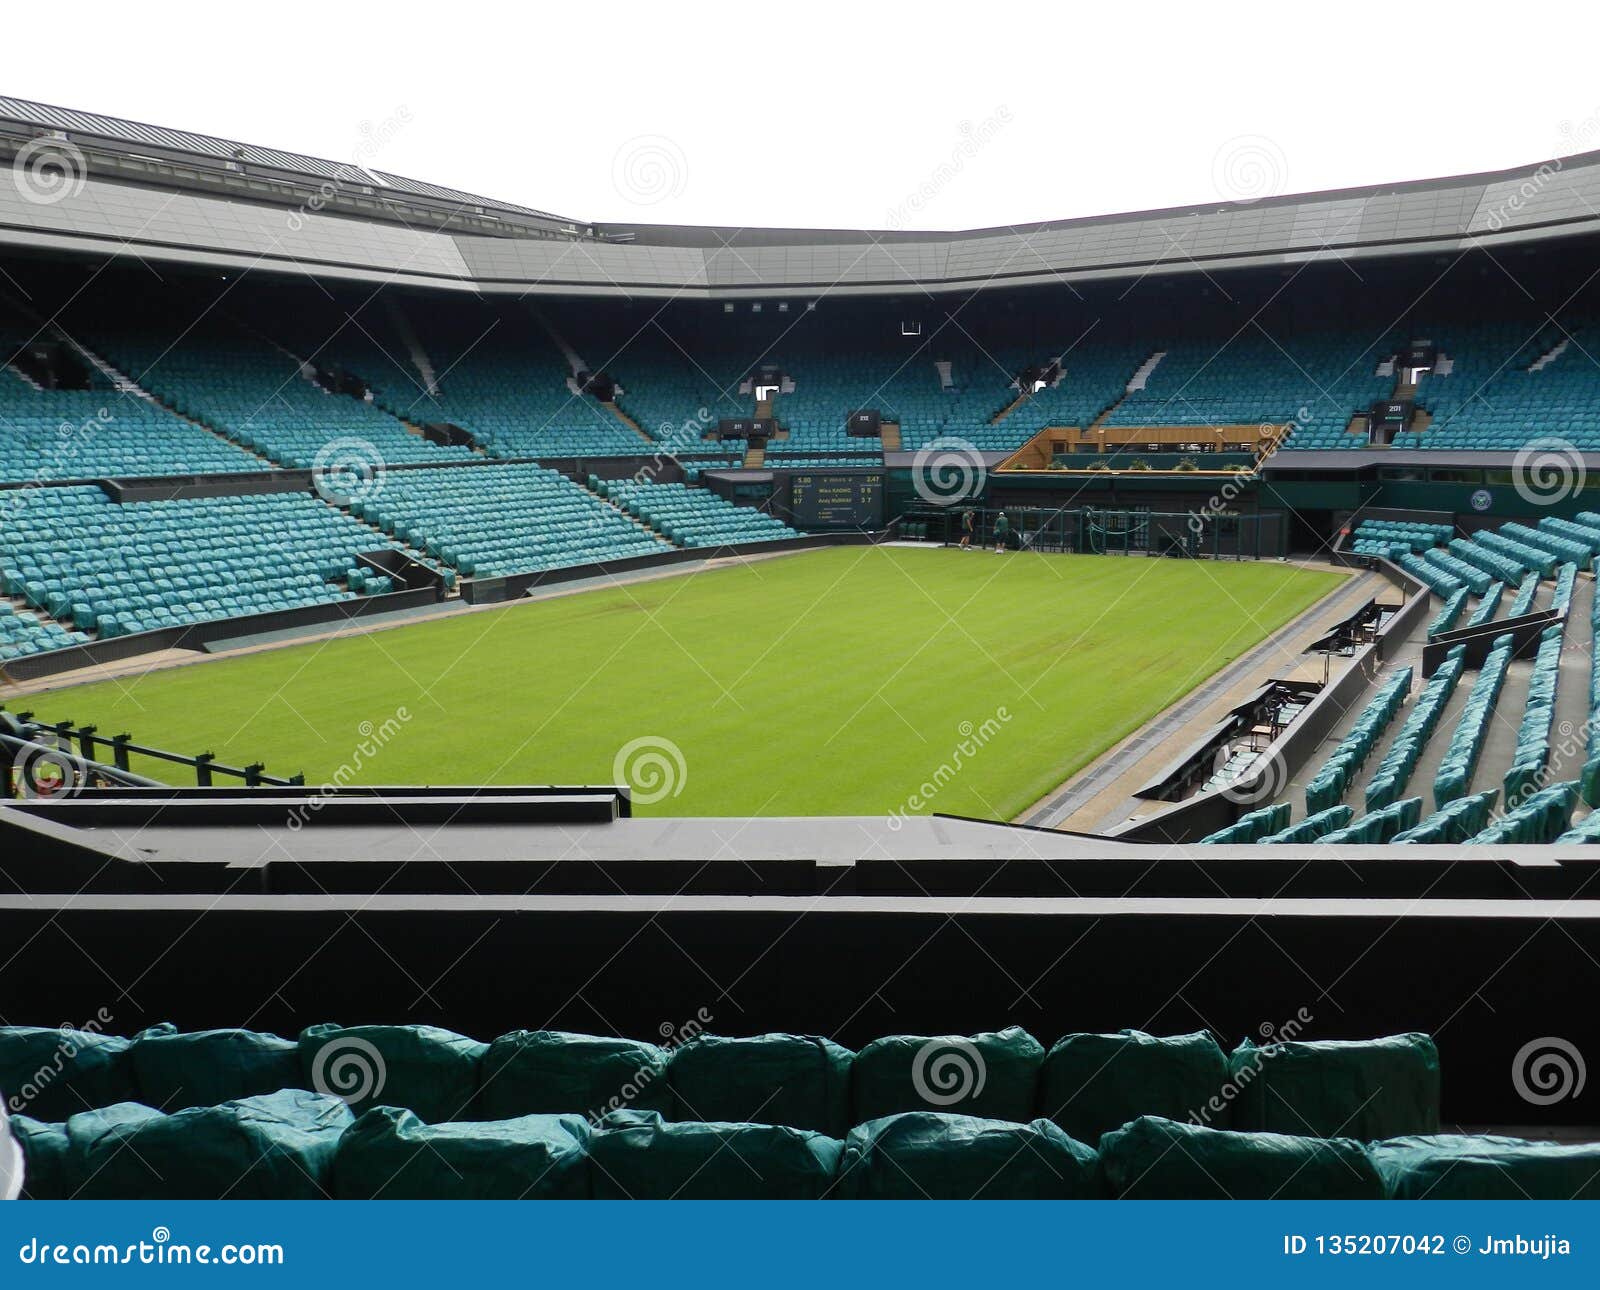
(0, 710, 303, 795)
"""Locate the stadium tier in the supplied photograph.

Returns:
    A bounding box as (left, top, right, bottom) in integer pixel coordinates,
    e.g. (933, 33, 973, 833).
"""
(1101, 330, 1396, 448)
(1182, 512, 1600, 847)
(360, 308, 658, 460)
(92, 328, 478, 472)
(0, 486, 388, 647)
(599, 479, 801, 547)
(350, 463, 670, 578)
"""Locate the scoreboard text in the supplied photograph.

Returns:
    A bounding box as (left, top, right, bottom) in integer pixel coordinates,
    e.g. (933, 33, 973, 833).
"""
(790, 472, 885, 529)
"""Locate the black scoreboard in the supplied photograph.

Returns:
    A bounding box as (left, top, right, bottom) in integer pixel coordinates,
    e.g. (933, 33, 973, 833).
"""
(791, 471, 884, 529)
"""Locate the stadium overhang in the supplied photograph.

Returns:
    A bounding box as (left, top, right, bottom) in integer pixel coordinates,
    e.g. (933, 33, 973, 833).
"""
(1, 96, 1597, 299)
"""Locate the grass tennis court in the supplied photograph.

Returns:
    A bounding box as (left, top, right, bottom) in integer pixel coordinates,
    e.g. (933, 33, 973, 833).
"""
(26, 547, 1345, 818)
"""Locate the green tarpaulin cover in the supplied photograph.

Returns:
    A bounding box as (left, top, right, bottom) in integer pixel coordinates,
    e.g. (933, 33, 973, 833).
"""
(1371, 1134, 1600, 1199)
(1228, 1033, 1440, 1140)
(18, 1091, 350, 1199)
(1039, 1030, 1231, 1144)
(11, 1104, 160, 1199)
(851, 1027, 1044, 1124)
(130, 1027, 301, 1111)
(589, 1109, 842, 1199)
(668, 1033, 853, 1135)
(299, 1023, 485, 1122)
(477, 1030, 671, 1121)
(0, 1024, 162, 1122)
(333, 1106, 590, 1199)
(1100, 1115, 1384, 1199)
(834, 1111, 1098, 1199)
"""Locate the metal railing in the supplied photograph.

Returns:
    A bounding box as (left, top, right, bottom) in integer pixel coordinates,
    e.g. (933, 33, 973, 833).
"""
(1, 710, 303, 798)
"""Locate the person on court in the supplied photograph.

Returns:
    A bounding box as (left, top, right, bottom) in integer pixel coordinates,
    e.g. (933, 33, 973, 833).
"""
(994, 510, 1011, 552)
(959, 508, 975, 550)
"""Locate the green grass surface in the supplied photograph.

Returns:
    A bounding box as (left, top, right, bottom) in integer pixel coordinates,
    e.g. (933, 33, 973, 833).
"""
(26, 547, 1344, 818)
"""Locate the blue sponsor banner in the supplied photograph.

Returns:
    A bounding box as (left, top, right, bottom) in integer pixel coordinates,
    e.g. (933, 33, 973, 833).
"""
(1, 1202, 1597, 1286)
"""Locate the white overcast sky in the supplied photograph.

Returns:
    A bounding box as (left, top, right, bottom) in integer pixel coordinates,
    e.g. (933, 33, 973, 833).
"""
(9, 0, 1600, 231)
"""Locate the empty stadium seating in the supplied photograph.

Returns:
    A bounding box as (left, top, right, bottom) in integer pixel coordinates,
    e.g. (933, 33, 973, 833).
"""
(1211, 505, 1600, 848)
(0, 311, 273, 484)
(350, 464, 669, 578)
(88, 320, 478, 472)
(1402, 322, 1600, 450)
(368, 315, 656, 459)
(600, 480, 801, 546)
(1304, 667, 1412, 813)
(0, 486, 389, 643)
(1102, 331, 1394, 449)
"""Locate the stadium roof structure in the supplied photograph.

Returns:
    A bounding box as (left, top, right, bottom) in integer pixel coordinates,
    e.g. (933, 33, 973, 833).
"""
(1, 96, 1598, 298)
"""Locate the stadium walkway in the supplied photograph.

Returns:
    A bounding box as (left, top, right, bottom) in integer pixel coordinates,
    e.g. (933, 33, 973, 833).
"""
(1022, 563, 1381, 832)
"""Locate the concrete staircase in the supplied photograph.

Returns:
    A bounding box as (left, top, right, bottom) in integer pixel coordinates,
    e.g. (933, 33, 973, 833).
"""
(1089, 350, 1166, 428)
(742, 441, 766, 468)
(3, 363, 46, 392)
(604, 400, 654, 443)
(385, 297, 439, 396)
(1125, 350, 1166, 393)
(530, 305, 588, 378)
(1530, 337, 1570, 372)
(56, 331, 161, 404)
(576, 477, 675, 546)
(991, 390, 1029, 424)
(880, 423, 902, 451)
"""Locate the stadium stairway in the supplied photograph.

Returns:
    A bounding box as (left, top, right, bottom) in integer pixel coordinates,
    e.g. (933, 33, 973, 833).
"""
(383, 296, 440, 397)
(1274, 562, 1595, 837)
(603, 401, 654, 443)
(990, 389, 1030, 423)
(1087, 351, 1163, 428)
(57, 333, 160, 405)
(1030, 569, 1389, 831)
(578, 476, 677, 546)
